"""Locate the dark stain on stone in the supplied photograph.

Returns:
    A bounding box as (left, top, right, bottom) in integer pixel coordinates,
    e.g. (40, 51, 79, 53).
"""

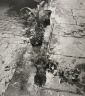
(75, 63, 85, 72)
(2, 60, 4, 64)
(34, 72, 46, 87)
(78, 29, 84, 32)
(79, 23, 85, 27)
(5, 66, 10, 71)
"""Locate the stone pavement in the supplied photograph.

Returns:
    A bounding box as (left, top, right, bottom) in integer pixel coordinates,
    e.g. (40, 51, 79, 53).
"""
(46, 0, 85, 96)
(0, 0, 85, 96)
(49, 0, 85, 69)
(0, 4, 30, 95)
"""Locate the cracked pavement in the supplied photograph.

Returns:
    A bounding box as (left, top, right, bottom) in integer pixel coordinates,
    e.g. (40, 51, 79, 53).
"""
(0, 0, 85, 96)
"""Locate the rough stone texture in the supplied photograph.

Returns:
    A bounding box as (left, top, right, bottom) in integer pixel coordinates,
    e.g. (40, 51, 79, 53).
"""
(49, 0, 85, 70)
(46, 0, 85, 96)
(0, 0, 85, 96)
(0, 4, 30, 95)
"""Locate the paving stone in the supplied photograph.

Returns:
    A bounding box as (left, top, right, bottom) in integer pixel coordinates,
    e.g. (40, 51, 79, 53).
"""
(50, 55, 85, 70)
(55, 15, 76, 24)
(51, 37, 85, 57)
(73, 9, 85, 17)
(75, 16, 85, 25)
(0, 5, 28, 95)
(41, 90, 82, 96)
(0, 0, 85, 96)
(48, 1, 85, 95)
(2, 34, 15, 38)
(56, 0, 80, 9)
(78, 0, 85, 9)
